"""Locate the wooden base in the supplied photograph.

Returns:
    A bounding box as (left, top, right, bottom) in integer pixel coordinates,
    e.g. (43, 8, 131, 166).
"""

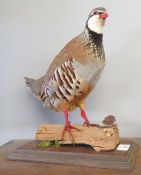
(8, 140, 139, 170)
(36, 124, 120, 152)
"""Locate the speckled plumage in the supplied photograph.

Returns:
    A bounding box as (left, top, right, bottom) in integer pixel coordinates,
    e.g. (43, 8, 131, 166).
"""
(25, 7, 108, 114)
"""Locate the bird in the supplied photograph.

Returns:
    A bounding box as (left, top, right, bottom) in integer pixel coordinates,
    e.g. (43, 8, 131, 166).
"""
(25, 7, 109, 141)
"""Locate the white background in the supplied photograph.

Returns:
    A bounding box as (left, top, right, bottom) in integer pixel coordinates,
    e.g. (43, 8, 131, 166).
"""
(0, 0, 141, 146)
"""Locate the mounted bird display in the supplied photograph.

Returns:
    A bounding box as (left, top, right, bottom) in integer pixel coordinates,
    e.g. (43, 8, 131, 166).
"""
(25, 7, 109, 141)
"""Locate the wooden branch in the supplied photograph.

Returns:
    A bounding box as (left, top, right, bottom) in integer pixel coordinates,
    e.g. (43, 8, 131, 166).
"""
(36, 124, 120, 152)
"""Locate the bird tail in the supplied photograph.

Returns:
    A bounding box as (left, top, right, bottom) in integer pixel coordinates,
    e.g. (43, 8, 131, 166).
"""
(24, 77, 35, 87)
(24, 76, 39, 96)
(24, 76, 44, 97)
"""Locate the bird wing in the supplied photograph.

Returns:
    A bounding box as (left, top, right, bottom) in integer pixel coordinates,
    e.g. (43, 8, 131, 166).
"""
(40, 57, 90, 105)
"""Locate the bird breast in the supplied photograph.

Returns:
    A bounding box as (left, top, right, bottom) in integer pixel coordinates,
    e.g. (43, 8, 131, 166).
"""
(72, 58, 105, 88)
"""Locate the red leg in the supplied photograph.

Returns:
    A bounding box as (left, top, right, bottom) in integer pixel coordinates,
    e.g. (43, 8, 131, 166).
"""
(80, 109, 100, 127)
(61, 110, 79, 141)
(81, 109, 90, 125)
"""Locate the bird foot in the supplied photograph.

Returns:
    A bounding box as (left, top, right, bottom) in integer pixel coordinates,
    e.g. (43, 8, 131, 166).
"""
(83, 122, 100, 127)
(61, 122, 80, 142)
(80, 110, 100, 127)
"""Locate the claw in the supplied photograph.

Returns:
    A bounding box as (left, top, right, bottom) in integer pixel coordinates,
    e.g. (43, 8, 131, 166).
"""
(83, 122, 100, 128)
(83, 122, 90, 127)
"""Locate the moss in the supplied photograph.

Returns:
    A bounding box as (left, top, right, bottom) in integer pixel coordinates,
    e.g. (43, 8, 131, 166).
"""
(38, 140, 61, 148)
(54, 140, 61, 148)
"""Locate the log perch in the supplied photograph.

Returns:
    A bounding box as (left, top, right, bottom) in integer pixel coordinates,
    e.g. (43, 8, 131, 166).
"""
(36, 124, 120, 152)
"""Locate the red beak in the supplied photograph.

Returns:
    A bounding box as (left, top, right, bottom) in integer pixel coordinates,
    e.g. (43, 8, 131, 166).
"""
(100, 12, 109, 19)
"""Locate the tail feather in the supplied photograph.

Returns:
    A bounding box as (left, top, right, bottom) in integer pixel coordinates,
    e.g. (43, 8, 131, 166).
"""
(24, 77, 34, 87)
(24, 76, 44, 96)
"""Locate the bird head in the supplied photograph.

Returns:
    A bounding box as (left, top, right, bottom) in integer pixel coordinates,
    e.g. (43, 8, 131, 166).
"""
(87, 7, 108, 34)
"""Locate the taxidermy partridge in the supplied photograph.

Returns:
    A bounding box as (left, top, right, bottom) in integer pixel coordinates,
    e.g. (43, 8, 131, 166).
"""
(25, 7, 108, 141)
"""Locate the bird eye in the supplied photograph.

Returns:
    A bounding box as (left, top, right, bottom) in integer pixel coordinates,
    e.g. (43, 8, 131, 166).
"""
(93, 11, 98, 15)
(98, 12, 103, 15)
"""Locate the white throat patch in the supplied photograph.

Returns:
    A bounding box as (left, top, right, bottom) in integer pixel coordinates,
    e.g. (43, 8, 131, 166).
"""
(87, 15, 104, 34)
